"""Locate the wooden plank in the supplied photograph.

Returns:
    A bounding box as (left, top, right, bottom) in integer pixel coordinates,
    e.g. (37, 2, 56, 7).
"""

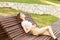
(0, 16, 16, 22)
(3, 25, 20, 32)
(1, 21, 18, 26)
(0, 22, 18, 28)
(0, 26, 11, 40)
(12, 31, 26, 40)
(1, 19, 17, 24)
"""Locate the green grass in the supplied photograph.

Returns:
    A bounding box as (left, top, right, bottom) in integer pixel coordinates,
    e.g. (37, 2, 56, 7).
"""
(0, 7, 60, 27)
(0, 7, 22, 16)
(30, 13, 60, 27)
(48, 0, 60, 4)
(0, 0, 60, 4)
(0, 0, 47, 5)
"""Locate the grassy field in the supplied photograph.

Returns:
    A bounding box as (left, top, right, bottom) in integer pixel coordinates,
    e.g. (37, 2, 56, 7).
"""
(0, 0, 47, 5)
(48, 0, 60, 4)
(30, 13, 60, 27)
(0, 0, 60, 4)
(0, 7, 60, 27)
(0, 7, 22, 16)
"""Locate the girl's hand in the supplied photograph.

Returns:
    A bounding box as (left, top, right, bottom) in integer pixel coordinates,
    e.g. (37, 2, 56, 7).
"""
(25, 27, 31, 33)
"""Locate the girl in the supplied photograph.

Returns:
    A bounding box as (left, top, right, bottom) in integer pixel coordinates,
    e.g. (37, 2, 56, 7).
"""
(20, 13, 57, 40)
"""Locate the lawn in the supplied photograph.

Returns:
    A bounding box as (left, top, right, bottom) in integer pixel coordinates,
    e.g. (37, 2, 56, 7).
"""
(0, 7, 60, 27)
(0, 0, 60, 4)
(30, 13, 60, 27)
(0, 7, 22, 16)
(48, 0, 60, 4)
(0, 0, 47, 5)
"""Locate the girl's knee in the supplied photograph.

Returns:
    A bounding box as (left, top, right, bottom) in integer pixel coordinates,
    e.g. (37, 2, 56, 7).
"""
(46, 26, 51, 29)
(47, 26, 51, 28)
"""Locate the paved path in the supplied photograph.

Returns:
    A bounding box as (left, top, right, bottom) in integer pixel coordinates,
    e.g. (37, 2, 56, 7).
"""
(0, 2, 60, 18)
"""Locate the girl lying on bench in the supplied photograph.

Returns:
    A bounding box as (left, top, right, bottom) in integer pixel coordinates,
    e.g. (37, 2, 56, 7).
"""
(20, 13, 57, 40)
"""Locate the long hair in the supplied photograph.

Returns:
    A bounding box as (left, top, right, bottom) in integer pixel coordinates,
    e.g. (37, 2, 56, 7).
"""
(17, 13, 23, 24)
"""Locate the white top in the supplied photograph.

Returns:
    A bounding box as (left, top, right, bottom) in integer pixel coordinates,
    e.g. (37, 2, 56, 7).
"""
(21, 20, 32, 29)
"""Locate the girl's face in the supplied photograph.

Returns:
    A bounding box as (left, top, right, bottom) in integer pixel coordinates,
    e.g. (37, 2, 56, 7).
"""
(20, 13, 25, 19)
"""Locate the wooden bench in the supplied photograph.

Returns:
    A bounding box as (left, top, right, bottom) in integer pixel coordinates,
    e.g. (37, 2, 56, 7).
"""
(0, 13, 60, 40)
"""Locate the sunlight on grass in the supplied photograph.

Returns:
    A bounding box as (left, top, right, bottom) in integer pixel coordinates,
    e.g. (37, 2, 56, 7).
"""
(0, 0, 60, 5)
(48, 0, 60, 4)
(0, 0, 56, 5)
(40, 0, 60, 6)
(30, 13, 60, 27)
(0, 7, 21, 16)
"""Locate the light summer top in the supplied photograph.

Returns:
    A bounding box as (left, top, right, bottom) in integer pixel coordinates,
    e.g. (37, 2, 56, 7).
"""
(21, 20, 33, 34)
(21, 20, 32, 29)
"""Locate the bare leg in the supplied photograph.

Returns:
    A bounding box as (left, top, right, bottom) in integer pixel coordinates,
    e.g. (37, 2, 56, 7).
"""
(42, 26, 57, 39)
(43, 31, 50, 36)
(32, 25, 52, 36)
(47, 26, 57, 39)
(32, 25, 57, 39)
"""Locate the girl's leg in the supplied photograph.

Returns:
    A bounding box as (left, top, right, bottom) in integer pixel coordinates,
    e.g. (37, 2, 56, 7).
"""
(42, 26, 57, 39)
(31, 25, 49, 35)
(32, 25, 57, 39)
(47, 26, 57, 39)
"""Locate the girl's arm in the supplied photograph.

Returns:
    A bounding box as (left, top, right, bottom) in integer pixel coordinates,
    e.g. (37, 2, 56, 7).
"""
(23, 26, 31, 33)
